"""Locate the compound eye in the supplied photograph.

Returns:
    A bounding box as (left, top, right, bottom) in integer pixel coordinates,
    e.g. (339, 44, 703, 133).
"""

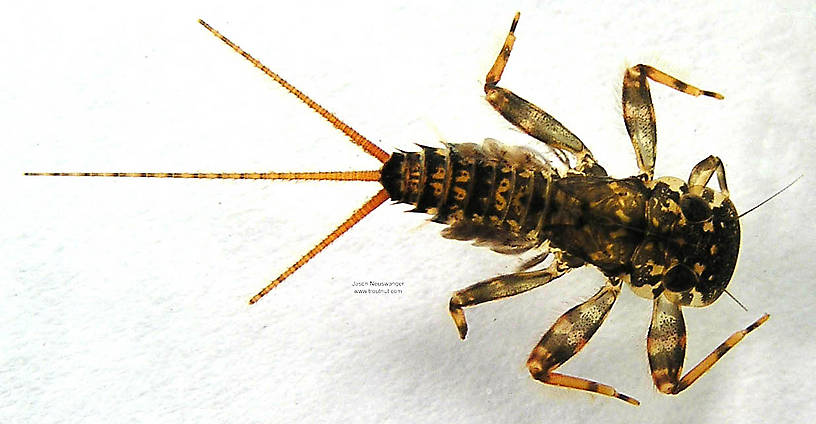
(679, 194, 712, 222)
(663, 264, 697, 293)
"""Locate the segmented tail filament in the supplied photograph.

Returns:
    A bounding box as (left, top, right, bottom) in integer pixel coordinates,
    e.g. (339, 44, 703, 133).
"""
(26, 20, 394, 305)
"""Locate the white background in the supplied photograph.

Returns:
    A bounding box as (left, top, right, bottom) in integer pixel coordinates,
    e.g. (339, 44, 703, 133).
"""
(4, 1, 815, 423)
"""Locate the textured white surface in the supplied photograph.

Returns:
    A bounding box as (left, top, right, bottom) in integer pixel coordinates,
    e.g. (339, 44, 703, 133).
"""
(4, 1, 816, 423)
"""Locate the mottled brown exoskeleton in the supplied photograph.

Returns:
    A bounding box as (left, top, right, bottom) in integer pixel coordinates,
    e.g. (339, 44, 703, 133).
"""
(27, 13, 769, 406)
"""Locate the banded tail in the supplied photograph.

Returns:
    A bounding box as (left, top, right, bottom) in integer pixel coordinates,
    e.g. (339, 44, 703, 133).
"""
(26, 19, 394, 305)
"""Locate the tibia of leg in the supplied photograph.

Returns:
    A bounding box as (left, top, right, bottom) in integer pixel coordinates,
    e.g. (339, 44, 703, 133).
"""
(636, 64, 724, 99)
(485, 12, 520, 86)
(673, 314, 769, 394)
(449, 260, 570, 339)
(529, 371, 640, 406)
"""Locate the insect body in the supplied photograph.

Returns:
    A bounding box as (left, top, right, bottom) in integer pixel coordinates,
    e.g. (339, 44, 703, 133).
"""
(27, 13, 768, 406)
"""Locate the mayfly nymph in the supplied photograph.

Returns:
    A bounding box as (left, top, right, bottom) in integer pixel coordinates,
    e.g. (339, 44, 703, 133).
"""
(27, 13, 769, 406)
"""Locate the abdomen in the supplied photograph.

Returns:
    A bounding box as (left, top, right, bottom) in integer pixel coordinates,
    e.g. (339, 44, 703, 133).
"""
(379, 139, 560, 254)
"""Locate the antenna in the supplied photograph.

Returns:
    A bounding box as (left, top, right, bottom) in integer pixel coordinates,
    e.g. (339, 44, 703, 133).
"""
(723, 289, 748, 312)
(739, 175, 802, 218)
